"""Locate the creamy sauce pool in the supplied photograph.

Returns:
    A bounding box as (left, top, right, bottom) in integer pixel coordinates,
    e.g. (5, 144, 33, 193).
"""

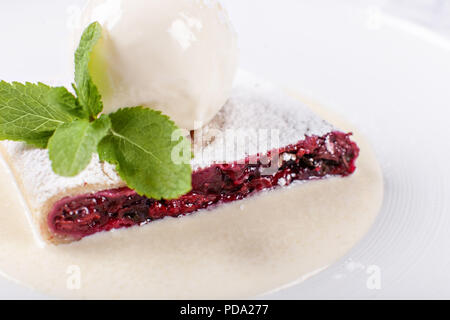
(0, 100, 383, 299)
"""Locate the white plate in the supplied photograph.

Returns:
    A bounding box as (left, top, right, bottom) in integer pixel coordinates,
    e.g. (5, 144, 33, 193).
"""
(0, 0, 449, 299)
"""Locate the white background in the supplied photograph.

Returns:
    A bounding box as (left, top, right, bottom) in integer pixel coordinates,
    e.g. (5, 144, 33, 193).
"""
(0, 0, 450, 299)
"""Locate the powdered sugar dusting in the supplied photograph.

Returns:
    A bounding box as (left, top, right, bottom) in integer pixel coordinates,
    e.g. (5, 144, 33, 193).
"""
(192, 70, 335, 169)
(0, 142, 123, 211)
(0, 71, 336, 215)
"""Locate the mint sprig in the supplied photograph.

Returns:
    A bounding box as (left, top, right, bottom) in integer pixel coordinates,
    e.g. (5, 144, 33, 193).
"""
(0, 22, 193, 200)
(98, 107, 192, 200)
(73, 22, 103, 119)
(0, 82, 79, 148)
(48, 115, 111, 177)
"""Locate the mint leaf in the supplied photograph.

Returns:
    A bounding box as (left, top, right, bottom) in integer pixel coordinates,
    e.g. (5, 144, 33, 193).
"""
(48, 115, 111, 177)
(48, 86, 86, 119)
(0, 81, 79, 148)
(74, 22, 103, 118)
(98, 107, 192, 199)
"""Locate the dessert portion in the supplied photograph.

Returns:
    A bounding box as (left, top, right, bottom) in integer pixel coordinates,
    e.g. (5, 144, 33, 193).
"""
(0, 72, 359, 244)
(0, 0, 383, 300)
(0, 0, 359, 245)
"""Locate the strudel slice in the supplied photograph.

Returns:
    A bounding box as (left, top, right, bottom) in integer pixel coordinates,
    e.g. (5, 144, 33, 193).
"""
(0, 72, 359, 244)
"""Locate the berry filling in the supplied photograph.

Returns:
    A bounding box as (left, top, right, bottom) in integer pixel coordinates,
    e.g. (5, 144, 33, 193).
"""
(48, 132, 359, 241)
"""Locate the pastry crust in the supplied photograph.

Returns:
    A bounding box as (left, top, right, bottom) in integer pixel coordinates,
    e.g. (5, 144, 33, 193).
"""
(0, 71, 335, 244)
(0, 145, 126, 244)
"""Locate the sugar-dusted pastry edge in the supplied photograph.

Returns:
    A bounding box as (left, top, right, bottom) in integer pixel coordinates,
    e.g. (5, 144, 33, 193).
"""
(0, 143, 46, 247)
(0, 144, 126, 245)
(0, 144, 47, 246)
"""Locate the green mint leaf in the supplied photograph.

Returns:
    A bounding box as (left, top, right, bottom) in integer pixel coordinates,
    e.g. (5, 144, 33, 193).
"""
(48, 86, 86, 119)
(48, 115, 111, 177)
(98, 107, 192, 200)
(74, 22, 103, 118)
(0, 81, 80, 148)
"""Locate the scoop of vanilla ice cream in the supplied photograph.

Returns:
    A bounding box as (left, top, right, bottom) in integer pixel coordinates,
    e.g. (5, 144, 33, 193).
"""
(74, 0, 238, 130)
